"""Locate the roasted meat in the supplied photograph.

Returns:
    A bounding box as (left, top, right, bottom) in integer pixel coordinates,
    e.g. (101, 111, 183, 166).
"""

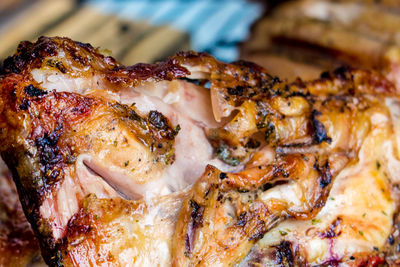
(1, 37, 400, 266)
(0, 159, 45, 266)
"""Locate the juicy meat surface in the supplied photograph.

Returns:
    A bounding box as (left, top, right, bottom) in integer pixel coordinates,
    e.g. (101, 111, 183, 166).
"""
(1, 37, 400, 266)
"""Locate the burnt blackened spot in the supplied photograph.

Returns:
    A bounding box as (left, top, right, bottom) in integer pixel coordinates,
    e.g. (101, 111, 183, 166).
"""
(333, 66, 352, 81)
(71, 105, 88, 115)
(261, 77, 282, 96)
(148, 110, 169, 129)
(272, 165, 288, 178)
(311, 110, 332, 144)
(35, 125, 64, 181)
(262, 183, 274, 191)
(46, 59, 67, 73)
(320, 217, 342, 238)
(190, 200, 204, 228)
(238, 189, 250, 193)
(19, 98, 30, 110)
(227, 86, 244, 96)
(10, 89, 17, 100)
(245, 138, 261, 149)
(389, 235, 395, 245)
(315, 161, 332, 189)
(219, 172, 227, 180)
(116, 103, 176, 145)
(248, 91, 257, 98)
(173, 124, 181, 137)
(274, 241, 294, 267)
(53, 250, 64, 267)
(282, 171, 289, 178)
(36, 133, 60, 162)
(271, 77, 281, 85)
(320, 71, 331, 80)
(2, 37, 57, 74)
(249, 231, 265, 241)
(56, 61, 67, 73)
(185, 200, 205, 255)
(2, 56, 20, 74)
(248, 220, 266, 241)
(237, 212, 247, 227)
(66, 42, 93, 65)
(25, 84, 47, 97)
(264, 123, 275, 141)
(76, 41, 93, 51)
(290, 78, 307, 90)
(288, 90, 310, 98)
(376, 161, 381, 170)
(204, 188, 210, 198)
(48, 169, 61, 180)
(128, 109, 143, 121)
(261, 180, 288, 192)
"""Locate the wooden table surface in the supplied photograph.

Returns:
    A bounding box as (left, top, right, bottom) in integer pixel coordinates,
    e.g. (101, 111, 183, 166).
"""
(0, 0, 190, 65)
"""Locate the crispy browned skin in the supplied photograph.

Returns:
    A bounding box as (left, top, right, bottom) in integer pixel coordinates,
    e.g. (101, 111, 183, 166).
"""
(172, 154, 343, 266)
(171, 66, 400, 265)
(1, 37, 400, 266)
(0, 37, 184, 264)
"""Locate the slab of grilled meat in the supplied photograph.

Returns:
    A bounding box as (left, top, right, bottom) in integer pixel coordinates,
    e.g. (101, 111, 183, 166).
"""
(1, 37, 400, 266)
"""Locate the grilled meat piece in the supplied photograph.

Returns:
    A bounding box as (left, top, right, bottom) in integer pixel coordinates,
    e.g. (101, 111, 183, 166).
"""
(1, 37, 400, 266)
(0, 37, 239, 265)
(0, 159, 45, 266)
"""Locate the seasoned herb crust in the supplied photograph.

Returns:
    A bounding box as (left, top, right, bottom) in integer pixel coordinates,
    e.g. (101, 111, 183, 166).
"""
(1, 37, 400, 266)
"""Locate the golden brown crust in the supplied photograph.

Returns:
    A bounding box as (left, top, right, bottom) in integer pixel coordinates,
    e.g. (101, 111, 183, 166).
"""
(1, 36, 190, 87)
(172, 153, 341, 266)
(0, 47, 180, 264)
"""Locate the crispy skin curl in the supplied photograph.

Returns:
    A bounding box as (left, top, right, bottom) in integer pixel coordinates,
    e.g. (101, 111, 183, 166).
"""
(1, 37, 400, 266)
(172, 153, 346, 266)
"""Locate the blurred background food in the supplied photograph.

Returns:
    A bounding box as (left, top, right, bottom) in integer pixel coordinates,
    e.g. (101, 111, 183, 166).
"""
(241, 0, 400, 81)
